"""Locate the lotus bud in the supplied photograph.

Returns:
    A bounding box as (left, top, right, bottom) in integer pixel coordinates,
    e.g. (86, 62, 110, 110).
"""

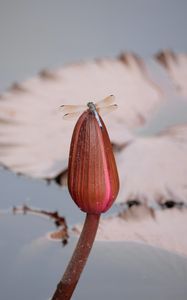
(68, 110, 119, 214)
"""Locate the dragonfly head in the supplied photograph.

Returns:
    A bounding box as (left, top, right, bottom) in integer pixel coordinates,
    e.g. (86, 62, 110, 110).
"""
(87, 102, 96, 112)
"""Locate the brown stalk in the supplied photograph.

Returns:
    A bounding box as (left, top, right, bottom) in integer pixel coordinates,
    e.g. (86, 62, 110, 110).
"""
(51, 213, 100, 300)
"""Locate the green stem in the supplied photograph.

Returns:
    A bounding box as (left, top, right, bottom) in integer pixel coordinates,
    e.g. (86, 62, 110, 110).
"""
(51, 213, 100, 300)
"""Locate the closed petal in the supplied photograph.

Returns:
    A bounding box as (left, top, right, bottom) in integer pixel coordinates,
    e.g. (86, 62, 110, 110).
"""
(68, 111, 119, 213)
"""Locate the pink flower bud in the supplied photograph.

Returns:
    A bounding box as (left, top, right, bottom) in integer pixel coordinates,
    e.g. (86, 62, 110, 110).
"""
(68, 110, 119, 214)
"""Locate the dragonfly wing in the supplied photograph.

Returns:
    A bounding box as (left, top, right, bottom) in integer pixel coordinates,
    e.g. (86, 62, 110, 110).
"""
(60, 104, 86, 114)
(97, 104, 118, 116)
(63, 111, 84, 120)
(95, 95, 115, 108)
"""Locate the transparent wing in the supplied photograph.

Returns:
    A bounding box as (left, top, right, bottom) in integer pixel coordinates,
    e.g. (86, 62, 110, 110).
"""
(95, 95, 115, 108)
(97, 104, 118, 116)
(60, 104, 86, 114)
(63, 111, 84, 120)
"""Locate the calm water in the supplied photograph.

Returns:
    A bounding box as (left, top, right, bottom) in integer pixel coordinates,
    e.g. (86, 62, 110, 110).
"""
(1, 78, 187, 299)
(1, 212, 187, 300)
(0, 170, 187, 300)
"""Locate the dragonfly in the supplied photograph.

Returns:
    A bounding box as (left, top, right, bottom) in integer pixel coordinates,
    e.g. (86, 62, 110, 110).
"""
(60, 95, 117, 128)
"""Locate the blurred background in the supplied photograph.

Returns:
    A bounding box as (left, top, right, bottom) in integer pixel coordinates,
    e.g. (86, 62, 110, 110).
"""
(1, 1, 187, 300)
(1, 0, 187, 91)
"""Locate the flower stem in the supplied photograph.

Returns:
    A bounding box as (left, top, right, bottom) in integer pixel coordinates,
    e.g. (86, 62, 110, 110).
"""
(51, 213, 100, 300)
